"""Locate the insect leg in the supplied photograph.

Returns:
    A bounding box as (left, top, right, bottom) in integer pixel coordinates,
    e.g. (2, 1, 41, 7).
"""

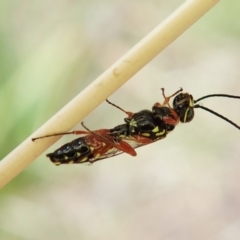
(106, 99, 134, 118)
(159, 87, 183, 107)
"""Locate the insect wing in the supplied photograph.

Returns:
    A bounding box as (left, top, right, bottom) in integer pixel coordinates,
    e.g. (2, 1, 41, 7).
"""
(89, 139, 147, 163)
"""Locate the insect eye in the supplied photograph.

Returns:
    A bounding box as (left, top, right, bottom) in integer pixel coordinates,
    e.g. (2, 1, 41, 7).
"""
(173, 93, 194, 123)
(173, 93, 191, 109)
(178, 107, 194, 123)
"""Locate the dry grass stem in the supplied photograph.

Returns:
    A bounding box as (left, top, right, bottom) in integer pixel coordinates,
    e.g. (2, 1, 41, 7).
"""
(0, 0, 219, 189)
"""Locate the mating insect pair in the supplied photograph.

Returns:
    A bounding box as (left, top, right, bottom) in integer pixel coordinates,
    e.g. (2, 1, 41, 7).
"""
(32, 88, 240, 165)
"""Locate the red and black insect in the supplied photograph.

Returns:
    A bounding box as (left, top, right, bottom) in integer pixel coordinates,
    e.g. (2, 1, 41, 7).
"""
(33, 89, 181, 165)
(32, 88, 240, 165)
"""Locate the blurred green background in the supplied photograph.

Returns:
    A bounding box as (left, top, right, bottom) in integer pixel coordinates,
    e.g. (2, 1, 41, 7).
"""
(1, 0, 240, 239)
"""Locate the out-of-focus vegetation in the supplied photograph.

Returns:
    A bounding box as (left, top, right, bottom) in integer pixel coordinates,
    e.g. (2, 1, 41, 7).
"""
(1, 0, 240, 239)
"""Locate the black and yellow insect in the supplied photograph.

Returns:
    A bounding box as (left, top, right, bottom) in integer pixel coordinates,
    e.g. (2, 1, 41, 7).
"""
(32, 88, 240, 165)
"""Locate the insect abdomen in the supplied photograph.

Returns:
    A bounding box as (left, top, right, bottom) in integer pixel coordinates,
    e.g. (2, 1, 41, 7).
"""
(47, 137, 93, 165)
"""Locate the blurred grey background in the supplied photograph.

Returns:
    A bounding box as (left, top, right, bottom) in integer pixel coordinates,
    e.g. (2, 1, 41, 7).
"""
(1, 0, 240, 239)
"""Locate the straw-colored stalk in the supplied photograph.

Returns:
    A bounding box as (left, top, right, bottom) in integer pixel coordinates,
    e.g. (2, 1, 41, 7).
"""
(0, 0, 219, 189)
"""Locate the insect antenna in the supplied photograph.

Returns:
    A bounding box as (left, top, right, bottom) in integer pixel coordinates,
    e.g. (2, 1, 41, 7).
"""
(194, 94, 240, 103)
(194, 104, 240, 130)
(193, 93, 240, 130)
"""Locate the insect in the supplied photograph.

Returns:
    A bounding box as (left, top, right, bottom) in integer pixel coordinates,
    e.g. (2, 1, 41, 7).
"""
(33, 88, 240, 165)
